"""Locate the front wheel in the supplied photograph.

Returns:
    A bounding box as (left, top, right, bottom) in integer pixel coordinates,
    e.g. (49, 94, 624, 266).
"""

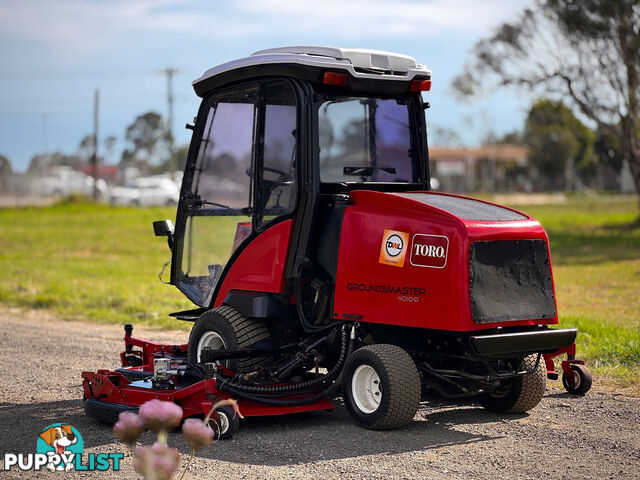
(208, 405, 240, 440)
(343, 344, 421, 430)
(187, 306, 271, 372)
(479, 354, 546, 414)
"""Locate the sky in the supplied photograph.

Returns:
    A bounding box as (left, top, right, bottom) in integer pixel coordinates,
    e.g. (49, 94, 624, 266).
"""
(0, 0, 534, 172)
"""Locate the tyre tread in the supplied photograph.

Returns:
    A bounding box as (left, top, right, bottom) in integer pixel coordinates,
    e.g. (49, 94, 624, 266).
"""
(188, 306, 271, 372)
(345, 344, 420, 430)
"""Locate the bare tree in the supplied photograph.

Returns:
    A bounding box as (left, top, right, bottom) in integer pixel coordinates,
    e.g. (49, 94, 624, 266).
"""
(452, 0, 640, 204)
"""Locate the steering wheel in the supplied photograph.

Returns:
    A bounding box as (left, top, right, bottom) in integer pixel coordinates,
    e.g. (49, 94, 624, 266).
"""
(245, 166, 294, 187)
(262, 166, 293, 186)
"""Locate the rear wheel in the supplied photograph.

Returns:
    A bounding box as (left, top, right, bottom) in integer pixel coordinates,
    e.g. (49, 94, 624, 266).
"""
(343, 344, 420, 430)
(479, 354, 546, 413)
(187, 306, 271, 372)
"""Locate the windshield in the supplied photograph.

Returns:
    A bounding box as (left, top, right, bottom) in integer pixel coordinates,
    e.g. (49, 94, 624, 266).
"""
(317, 96, 420, 183)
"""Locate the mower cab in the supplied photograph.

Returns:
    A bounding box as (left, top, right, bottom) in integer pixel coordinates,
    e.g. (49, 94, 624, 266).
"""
(83, 47, 591, 436)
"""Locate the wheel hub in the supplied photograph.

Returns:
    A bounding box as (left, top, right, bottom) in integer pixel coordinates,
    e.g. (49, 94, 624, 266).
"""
(217, 411, 229, 435)
(197, 331, 226, 363)
(351, 364, 382, 414)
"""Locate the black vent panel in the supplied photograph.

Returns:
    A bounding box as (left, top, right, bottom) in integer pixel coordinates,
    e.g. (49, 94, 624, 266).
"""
(394, 193, 527, 221)
(469, 239, 556, 324)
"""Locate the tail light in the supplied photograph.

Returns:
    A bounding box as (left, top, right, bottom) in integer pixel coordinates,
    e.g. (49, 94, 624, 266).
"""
(409, 79, 431, 91)
(323, 71, 349, 87)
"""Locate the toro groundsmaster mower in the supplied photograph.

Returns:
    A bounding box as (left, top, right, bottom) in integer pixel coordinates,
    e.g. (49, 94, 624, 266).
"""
(83, 46, 592, 437)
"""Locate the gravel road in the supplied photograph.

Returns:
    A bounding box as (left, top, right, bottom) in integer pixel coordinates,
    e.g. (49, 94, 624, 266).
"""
(0, 307, 638, 479)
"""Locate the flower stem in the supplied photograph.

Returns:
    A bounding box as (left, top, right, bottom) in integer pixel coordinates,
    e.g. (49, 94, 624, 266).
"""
(157, 430, 168, 446)
(178, 449, 195, 480)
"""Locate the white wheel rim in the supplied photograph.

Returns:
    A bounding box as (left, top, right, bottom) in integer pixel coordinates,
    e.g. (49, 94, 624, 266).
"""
(351, 364, 382, 414)
(217, 410, 229, 435)
(207, 410, 229, 436)
(197, 331, 226, 363)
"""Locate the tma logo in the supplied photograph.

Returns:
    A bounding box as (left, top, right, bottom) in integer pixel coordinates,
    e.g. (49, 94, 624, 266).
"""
(2, 423, 123, 472)
(379, 229, 409, 267)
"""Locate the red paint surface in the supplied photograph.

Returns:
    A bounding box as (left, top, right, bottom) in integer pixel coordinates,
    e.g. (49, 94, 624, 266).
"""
(82, 370, 333, 418)
(334, 190, 558, 332)
(214, 219, 293, 306)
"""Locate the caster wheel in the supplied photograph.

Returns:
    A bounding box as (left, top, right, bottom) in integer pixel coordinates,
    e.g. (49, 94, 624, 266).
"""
(208, 405, 240, 440)
(562, 364, 592, 395)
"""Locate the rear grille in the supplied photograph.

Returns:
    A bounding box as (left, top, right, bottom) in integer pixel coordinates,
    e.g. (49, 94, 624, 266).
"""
(469, 240, 556, 324)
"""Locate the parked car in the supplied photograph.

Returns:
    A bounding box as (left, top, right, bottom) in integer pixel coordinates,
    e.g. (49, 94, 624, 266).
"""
(34, 166, 107, 198)
(109, 177, 180, 207)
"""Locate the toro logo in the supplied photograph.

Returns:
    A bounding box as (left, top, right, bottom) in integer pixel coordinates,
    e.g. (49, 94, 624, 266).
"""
(410, 234, 449, 268)
(379, 229, 409, 267)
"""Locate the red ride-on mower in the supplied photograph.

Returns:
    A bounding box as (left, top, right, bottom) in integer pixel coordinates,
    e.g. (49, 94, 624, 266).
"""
(82, 47, 591, 437)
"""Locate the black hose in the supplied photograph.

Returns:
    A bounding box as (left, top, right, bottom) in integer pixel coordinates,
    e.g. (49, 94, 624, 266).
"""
(295, 262, 340, 333)
(216, 325, 354, 404)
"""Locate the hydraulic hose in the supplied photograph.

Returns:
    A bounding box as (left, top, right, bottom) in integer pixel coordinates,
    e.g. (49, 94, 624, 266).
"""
(215, 324, 356, 404)
(295, 261, 341, 333)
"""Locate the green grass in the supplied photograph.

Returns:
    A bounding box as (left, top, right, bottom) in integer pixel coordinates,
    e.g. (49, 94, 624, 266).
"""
(0, 194, 638, 385)
(0, 203, 193, 330)
(495, 195, 640, 386)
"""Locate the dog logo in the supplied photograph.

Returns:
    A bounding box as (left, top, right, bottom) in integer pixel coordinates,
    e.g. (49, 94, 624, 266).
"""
(3, 423, 122, 472)
(379, 229, 409, 267)
(36, 423, 84, 472)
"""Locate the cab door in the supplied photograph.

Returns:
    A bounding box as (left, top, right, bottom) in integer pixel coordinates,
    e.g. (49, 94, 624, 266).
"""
(173, 79, 298, 307)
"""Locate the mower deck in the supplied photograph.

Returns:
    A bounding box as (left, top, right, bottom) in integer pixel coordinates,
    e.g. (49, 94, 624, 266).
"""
(82, 327, 334, 424)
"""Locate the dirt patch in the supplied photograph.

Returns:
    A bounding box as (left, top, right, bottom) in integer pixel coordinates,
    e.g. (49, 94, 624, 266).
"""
(0, 307, 638, 479)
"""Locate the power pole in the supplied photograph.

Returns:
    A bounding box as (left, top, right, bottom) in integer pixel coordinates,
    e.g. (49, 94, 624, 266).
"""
(163, 68, 178, 172)
(92, 89, 100, 201)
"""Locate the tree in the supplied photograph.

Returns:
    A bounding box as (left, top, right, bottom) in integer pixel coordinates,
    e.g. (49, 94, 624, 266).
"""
(0, 155, 11, 175)
(0, 155, 10, 191)
(453, 0, 640, 204)
(78, 134, 96, 163)
(121, 112, 170, 170)
(525, 99, 595, 184)
(27, 152, 82, 175)
(151, 144, 189, 174)
(103, 135, 117, 164)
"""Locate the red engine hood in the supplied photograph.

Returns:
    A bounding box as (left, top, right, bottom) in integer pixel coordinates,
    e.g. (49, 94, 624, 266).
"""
(348, 190, 544, 234)
(333, 190, 557, 332)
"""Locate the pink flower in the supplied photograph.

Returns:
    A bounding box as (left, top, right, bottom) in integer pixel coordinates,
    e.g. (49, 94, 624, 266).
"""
(182, 418, 214, 451)
(113, 411, 146, 447)
(134, 442, 181, 480)
(138, 400, 183, 433)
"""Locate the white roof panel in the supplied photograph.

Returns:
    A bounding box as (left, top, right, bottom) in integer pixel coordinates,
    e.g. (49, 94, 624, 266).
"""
(193, 46, 430, 88)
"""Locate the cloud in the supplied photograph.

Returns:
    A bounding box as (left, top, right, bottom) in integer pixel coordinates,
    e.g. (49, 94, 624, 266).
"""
(0, 0, 532, 55)
(234, 0, 532, 37)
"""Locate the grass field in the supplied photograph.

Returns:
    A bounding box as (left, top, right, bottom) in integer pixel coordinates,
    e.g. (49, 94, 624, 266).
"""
(0, 195, 638, 385)
(499, 195, 640, 387)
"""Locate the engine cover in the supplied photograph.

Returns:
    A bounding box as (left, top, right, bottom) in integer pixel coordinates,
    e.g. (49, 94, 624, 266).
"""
(333, 191, 558, 332)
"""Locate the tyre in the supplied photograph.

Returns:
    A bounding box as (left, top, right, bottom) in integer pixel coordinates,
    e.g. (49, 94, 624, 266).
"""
(208, 405, 240, 440)
(187, 306, 271, 372)
(479, 354, 546, 414)
(343, 344, 421, 430)
(562, 364, 592, 395)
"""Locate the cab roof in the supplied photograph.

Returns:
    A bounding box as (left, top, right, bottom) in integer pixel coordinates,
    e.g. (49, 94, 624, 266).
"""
(192, 46, 431, 97)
